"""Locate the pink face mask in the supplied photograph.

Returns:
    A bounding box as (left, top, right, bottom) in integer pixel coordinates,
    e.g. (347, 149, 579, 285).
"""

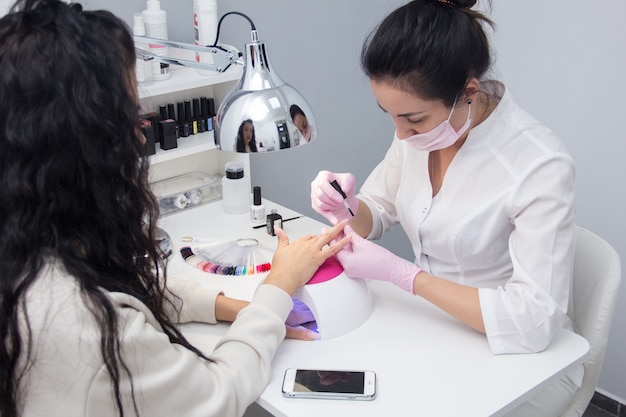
(401, 97, 472, 152)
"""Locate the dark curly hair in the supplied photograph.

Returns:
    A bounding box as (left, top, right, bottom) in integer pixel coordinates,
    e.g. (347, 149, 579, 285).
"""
(0, 1, 207, 416)
(361, 0, 494, 107)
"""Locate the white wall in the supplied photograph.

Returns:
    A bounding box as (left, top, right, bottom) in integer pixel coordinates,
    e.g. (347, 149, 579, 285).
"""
(0, 0, 10, 17)
(75, 0, 626, 404)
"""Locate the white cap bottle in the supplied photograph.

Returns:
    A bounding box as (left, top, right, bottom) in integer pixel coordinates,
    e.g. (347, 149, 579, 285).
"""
(142, 0, 169, 79)
(133, 13, 153, 85)
(193, 0, 218, 74)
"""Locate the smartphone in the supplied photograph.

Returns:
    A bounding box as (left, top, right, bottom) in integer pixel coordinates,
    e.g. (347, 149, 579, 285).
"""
(282, 368, 376, 400)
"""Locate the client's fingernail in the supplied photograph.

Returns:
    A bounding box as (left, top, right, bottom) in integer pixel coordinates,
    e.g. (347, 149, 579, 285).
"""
(307, 331, 321, 340)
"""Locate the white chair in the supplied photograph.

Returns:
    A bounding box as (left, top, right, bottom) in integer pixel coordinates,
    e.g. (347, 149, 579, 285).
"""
(561, 226, 622, 417)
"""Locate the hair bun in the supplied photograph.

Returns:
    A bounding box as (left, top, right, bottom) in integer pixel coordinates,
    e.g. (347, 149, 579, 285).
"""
(437, 0, 477, 9)
(68, 2, 84, 14)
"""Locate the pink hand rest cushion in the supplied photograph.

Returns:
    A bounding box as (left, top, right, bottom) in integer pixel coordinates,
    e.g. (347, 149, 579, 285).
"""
(306, 256, 343, 285)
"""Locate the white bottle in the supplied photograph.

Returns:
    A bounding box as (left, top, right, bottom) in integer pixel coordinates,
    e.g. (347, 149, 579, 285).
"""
(250, 186, 266, 224)
(142, 0, 169, 80)
(133, 13, 153, 86)
(193, 0, 218, 74)
(221, 162, 249, 214)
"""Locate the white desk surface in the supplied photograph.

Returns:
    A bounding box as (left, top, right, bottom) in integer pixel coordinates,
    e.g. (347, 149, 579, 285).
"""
(158, 199, 590, 417)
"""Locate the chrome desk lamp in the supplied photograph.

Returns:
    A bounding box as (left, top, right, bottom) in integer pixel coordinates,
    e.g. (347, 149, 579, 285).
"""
(135, 11, 317, 154)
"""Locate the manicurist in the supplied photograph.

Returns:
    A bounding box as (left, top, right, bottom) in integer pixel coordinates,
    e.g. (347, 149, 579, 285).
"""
(311, 1, 578, 415)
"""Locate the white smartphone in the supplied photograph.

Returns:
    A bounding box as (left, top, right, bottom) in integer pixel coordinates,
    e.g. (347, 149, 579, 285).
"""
(281, 368, 376, 400)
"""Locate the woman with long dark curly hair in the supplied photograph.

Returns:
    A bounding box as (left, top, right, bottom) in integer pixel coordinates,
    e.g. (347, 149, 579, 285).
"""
(0, 1, 349, 416)
(235, 119, 258, 153)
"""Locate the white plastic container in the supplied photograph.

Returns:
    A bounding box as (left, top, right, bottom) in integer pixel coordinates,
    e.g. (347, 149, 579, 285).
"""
(193, 0, 218, 74)
(152, 171, 222, 215)
(142, 0, 168, 80)
(194, 0, 218, 48)
(221, 161, 249, 214)
(133, 13, 153, 86)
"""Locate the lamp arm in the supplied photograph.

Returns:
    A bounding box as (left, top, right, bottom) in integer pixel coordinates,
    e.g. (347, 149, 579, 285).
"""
(134, 36, 242, 72)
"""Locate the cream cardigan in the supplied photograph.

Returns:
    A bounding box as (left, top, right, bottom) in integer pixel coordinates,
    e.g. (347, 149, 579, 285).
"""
(17, 260, 292, 417)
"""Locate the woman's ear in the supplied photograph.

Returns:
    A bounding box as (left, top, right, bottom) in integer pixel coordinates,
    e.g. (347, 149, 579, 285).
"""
(463, 77, 481, 102)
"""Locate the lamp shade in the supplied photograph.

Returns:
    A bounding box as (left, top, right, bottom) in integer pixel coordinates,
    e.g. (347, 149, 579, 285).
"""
(215, 36, 317, 153)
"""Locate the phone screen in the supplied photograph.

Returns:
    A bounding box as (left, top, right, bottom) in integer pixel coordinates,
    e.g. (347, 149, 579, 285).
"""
(293, 369, 365, 394)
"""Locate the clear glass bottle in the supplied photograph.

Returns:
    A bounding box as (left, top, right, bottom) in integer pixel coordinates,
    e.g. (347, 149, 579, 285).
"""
(221, 161, 249, 214)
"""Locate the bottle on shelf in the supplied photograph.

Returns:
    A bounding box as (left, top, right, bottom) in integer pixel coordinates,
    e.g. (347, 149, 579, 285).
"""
(133, 13, 153, 86)
(193, 0, 218, 75)
(142, 0, 169, 81)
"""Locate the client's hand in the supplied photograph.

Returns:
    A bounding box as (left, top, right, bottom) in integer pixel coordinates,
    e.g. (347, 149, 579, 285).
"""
(214, 296, 320, 340)
(264, 220, 351, 296)
(336, 225, 422, 293)
(285, 298, 319, 340)
(311, 170, 359, 225)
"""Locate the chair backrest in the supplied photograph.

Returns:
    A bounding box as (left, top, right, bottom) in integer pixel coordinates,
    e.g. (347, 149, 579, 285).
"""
(561, 226, 622, 416)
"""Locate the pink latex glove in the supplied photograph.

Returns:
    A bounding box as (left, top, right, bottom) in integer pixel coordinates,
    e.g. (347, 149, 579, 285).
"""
(336, 226, 422, 293)
(310, 170, 359, 225)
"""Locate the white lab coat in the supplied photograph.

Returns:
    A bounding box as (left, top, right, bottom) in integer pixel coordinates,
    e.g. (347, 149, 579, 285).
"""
(359, 82, 576, 355)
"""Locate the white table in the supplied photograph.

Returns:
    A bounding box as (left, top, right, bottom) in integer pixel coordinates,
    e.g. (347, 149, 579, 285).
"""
(158, 200, 590, 417)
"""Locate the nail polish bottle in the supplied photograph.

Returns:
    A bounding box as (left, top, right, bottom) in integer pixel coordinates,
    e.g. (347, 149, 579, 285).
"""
(158, 119, 177, 150)
(167, 103, 176, 119)
(167, 103, 179, 137)
(140, 119, 156, 156)
(193, 98, 205, 133)
(266, 209, 283, 236)
(142, 112, 162, 143)
(250, 186, 266, 224)
(185, 99, 197, 135)
(159, 105, 168, 121)
(200, 96, 210, 132)
(177, 101, 189, 137)
(207, 97, 215, 131)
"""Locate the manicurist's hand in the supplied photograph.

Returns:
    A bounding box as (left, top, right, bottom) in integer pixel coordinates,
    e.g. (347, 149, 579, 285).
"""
(311, 170, 359, 224)
(264, 220, 351, 296)
(336, 225, 422, 293)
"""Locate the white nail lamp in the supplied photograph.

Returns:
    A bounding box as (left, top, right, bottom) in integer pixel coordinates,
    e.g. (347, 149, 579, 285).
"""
(294, 256, 373, 340)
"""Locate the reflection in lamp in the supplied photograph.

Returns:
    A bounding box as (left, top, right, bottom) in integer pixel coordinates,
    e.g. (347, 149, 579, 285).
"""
(215, 29, 317, 153)
(247, 98, 270, 121)
(268, 97, 280, 109)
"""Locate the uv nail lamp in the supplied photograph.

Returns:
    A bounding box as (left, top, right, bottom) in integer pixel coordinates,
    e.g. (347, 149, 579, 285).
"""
(294, 256, 373, 340)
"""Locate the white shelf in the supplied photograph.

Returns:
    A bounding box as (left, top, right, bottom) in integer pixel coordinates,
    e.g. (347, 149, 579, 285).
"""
(148, 130, 217, 164)
(140, 61, 249, 187)
(138, 65, 242, 99)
